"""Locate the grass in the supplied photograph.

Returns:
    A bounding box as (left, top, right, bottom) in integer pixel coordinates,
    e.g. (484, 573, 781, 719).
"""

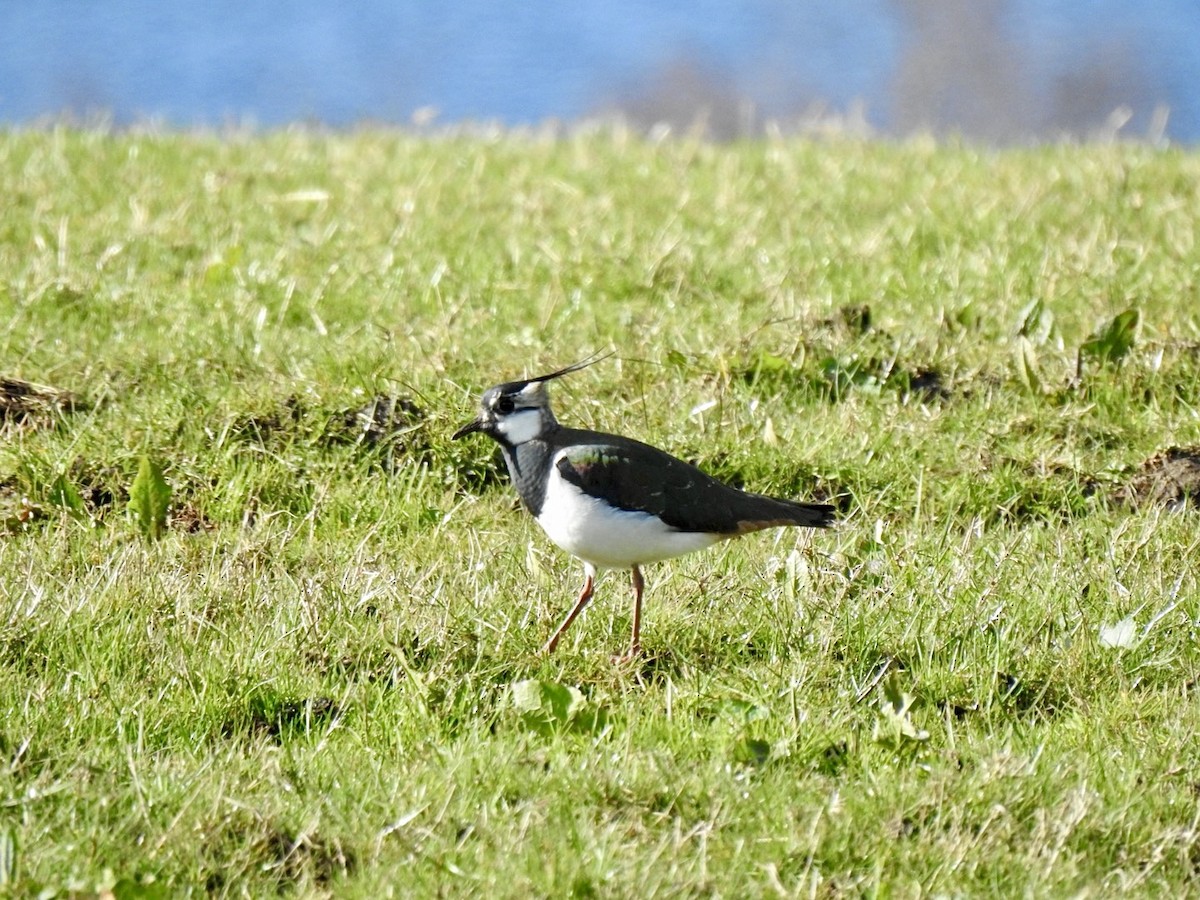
(2, 125, 1200, 896)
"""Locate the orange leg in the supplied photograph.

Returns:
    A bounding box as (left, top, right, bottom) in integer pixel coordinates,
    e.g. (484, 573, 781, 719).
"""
(625, 565, 645, 660)
(543, 565, 596, 654)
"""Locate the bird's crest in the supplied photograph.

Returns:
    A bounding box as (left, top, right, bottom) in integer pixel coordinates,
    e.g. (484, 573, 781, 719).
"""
(520, 350, 614, 389)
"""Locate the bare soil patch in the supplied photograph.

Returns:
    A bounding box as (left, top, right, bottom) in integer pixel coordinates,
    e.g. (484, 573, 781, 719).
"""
(0, 377, 80, 431)
(1114, 447, 1200, 510)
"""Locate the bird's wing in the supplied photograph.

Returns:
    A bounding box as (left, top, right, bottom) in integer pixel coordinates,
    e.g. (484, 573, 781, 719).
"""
(554, 439, 752, 534)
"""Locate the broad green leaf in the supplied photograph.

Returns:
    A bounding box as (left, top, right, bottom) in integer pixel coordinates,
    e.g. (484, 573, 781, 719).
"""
(732, 736, 772, 768)
(128, 456, 171, 540)
(47, 473, 86, 517)
(570, 705, 610, 735)
(719, 698, 771, 723)
(880, 674, 912, 718)
(1016, 299, 1055, 345)
(539, 680, 578, 723)
(510, 679, 608, 735)
(1012, 335, 1042, 394)
(950, 301, 980, 331)
(1080, 308, 1139, 366)
(874, 675, 929, 750)
(510, 678, 578, 732)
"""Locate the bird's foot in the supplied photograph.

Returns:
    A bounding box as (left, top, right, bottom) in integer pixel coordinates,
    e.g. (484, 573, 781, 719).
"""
(611, 645, 642, 666)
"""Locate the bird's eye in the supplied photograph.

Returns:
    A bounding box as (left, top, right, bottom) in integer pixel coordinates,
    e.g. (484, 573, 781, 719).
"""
(496, 397, 515, 414)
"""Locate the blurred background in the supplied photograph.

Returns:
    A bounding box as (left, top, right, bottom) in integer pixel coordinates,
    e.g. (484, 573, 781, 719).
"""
(1, 0, 1196, 143)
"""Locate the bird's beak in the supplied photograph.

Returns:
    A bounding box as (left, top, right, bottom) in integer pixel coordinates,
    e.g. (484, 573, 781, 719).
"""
(452, 417, 485, 440)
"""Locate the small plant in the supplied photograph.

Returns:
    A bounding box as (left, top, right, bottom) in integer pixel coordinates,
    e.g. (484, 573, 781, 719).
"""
(872, 676, 930, 754)
(1016, 299, 1057, 346)
(1076, 308, 1140, 379)
(510, 679, 609, 736)
(47, 472, 88, 519)
(1012, 335, 1043, 394)
(127, 456, 171, 540)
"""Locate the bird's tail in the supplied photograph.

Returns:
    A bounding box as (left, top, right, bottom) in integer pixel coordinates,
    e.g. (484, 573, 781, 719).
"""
(732, 495, 837, 534)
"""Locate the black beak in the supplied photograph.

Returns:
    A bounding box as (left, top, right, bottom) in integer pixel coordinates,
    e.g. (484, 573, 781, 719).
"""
(452, 418, 485, 440)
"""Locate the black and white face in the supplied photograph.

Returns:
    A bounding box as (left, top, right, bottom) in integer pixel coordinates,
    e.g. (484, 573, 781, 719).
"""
(452, 380, 554, 446)
(453, 355, 609, 446)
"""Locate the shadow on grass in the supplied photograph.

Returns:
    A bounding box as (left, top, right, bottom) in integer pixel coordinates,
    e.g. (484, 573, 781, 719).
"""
(198, 810, 356, 894)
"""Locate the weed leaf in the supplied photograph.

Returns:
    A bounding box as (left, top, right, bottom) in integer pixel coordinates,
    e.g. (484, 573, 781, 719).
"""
(1012, 336, 1042, 394)
(950, 301, 980, 331)
(510, 679, 608, 735)
(665, 349, 689, 370)
(880, 675, 911, 717)
(873, 675, 929, 750)
(719, 698, 771, 723)
(1080, 308, 1139, 366)
(128, 456, 171, 540)
(732, 736, 772, 768)
(47, 473, 87, 518)
(1016, 299, 1055, 346)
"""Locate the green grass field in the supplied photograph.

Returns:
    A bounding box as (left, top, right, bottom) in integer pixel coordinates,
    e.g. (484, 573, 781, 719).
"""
(2, 127, 1200, 897)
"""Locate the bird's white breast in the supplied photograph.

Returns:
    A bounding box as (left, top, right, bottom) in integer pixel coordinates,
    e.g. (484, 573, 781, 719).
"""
(535, 455, 721, 569)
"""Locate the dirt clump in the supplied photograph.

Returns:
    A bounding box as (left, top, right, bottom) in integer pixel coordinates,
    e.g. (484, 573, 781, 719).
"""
(329, 395, 425, 449)
(1115, 447, 1200, 510)
(0, 378, 80, 431)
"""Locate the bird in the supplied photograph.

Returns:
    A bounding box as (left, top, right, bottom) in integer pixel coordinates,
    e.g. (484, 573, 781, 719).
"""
(452, 354, 836, 659)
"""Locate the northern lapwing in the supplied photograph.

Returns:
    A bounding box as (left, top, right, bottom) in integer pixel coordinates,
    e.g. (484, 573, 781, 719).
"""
(453, 355, 836, 659)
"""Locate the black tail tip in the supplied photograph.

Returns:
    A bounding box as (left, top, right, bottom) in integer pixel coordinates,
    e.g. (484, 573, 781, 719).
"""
(812, 504, 838, 528)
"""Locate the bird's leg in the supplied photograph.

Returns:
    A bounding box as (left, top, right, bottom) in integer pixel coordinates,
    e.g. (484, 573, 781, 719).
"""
(543, 565, 596, 654)
(622, 564, 645, 660)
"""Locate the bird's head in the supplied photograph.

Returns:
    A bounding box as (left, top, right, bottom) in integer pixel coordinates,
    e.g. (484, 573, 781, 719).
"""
(452, 353, 611, 447)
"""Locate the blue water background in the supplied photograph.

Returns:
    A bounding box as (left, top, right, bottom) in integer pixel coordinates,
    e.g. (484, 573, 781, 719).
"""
(0, 1, 1197, 141)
